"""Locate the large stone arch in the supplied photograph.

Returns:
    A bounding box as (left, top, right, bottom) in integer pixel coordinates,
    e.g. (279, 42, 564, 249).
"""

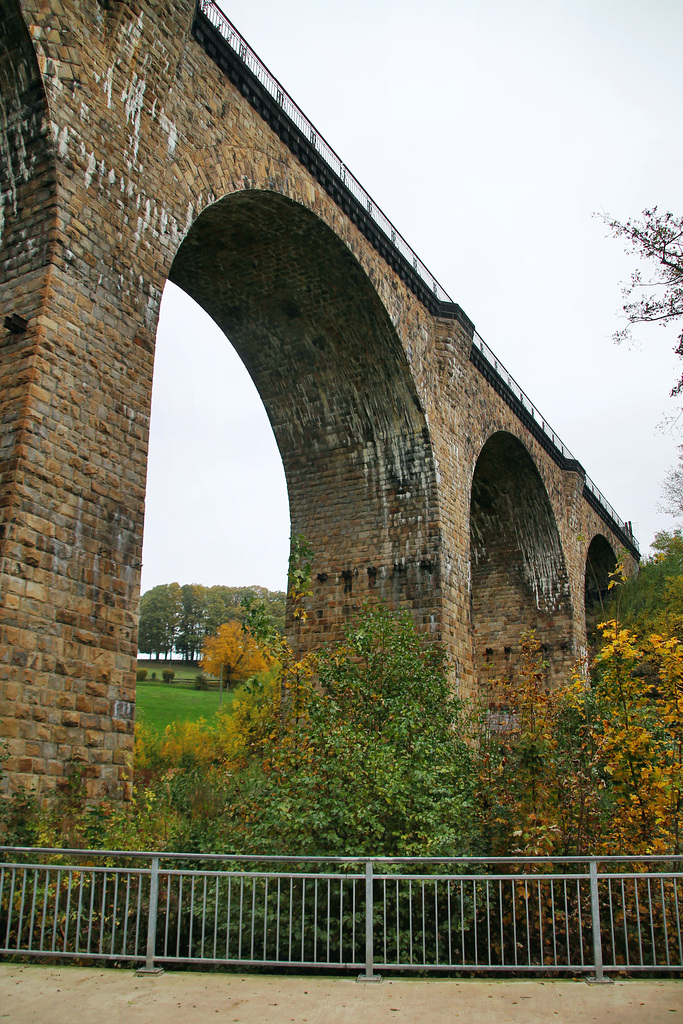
(167, 188, 442, 647)
(469, 431, 574, 687)
(0, 0, 450, 802)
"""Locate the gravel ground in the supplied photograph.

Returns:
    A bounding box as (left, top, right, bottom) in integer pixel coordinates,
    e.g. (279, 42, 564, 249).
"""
(1, 965, 682, 1024)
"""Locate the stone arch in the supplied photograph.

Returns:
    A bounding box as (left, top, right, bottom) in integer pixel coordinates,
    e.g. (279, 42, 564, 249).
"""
(585, 533, 617, 628)
(469, 430, 574, 687)
(166, 188, 442, 647)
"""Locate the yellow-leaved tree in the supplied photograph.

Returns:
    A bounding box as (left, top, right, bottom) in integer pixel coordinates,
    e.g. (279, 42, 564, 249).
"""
(594, 622, 683, 854)
(201, 620, 269, 706)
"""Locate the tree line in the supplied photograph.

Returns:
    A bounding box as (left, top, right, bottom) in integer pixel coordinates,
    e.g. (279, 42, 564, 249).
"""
(138, 582, 285, 662)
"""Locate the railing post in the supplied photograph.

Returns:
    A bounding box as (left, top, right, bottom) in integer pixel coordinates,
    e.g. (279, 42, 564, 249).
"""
(357, 859, 381, 982)
(136, 856, 164, 976)
(587, 859, 610, 984)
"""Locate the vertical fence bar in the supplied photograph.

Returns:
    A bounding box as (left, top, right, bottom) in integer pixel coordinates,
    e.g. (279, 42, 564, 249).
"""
(674, 878, 682, 966)
(138, 857, 163, 974)
(16, 869, 27, 951)
(358, 860, 380, 980)
(52, 870, 62, 953)
(365, 860, 374, 978)
(28, 869, 38, 952)
(589, 860, 605, 982)
(4, 868, 16, 950)
(97, 872, 107, 955)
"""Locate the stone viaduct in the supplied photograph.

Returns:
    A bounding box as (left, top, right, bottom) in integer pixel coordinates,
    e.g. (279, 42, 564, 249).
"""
(0, 0, 639, 802)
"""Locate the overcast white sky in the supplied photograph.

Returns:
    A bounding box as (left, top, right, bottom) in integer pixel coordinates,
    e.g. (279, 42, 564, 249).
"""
(141, 0, 683, 595)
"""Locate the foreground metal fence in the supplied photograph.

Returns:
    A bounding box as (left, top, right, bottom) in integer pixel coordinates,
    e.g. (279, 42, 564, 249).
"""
(1, 849, 681, 978)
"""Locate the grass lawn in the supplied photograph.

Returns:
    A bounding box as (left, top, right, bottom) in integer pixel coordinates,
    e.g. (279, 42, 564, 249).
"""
(137, 660, 203, 683)
(135, 680, 236, 733)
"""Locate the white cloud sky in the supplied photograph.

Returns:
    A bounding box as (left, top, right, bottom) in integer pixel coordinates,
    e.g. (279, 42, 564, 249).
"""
(141, 0, 683, 594)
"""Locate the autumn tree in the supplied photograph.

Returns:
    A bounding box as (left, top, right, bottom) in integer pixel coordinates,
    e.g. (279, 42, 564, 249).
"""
(590, 622, 683, 854)
(477, 617, 683, 858)
(603, 530, 683, 641)
(473, 631, 605, 856)
(201, 620, 269, 704)
(599, 208, 683, 392)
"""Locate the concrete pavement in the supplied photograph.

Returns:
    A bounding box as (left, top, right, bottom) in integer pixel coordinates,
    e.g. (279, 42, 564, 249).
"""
(0, 964, 682, 1024)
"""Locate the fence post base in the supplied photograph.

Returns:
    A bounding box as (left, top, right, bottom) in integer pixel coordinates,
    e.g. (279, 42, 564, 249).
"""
(585, 976, 613, 985)
(135, 967, 165, 976)
(356, 974, 383, 983)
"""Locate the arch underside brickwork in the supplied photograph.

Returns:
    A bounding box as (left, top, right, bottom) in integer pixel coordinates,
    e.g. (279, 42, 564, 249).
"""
(585, 534, 618, 633)
(169, 189, 442, 647)
(0, 0, 638, 801)
(469, 432, 574, 687)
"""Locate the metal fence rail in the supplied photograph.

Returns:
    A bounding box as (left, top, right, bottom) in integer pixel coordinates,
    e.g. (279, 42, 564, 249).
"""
(1, 850, 681, 977)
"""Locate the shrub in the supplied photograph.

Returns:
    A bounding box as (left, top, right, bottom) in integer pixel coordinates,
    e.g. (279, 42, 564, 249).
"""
(150, 672, 157, 680)
(194, 673, 208, 690)
(162, 669, 175, 684)
(136, 667, 148, 681)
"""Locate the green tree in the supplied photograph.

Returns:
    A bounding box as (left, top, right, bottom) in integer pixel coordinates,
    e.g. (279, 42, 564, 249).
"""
(603, 530, 683, 640)
(177, 583, 208, 662)
(204, 585, 286, 636)
(137, 583, 181, 659)
(599, 208, 683, 392)
(137, 582, 286, 662)
(224, 605, 475, 857)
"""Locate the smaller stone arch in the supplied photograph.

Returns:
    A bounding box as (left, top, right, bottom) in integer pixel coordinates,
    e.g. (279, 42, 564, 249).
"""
(469, 431, 575, 688)
(584, 534, 617, 631)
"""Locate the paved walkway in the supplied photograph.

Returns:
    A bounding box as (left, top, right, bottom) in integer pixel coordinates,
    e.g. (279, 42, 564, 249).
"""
(1, 965, 682, 1024)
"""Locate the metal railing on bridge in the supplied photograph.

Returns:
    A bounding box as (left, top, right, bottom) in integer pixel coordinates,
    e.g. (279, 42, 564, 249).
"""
(197, 0, 453, 306)
(1, 848, 680, 979)
(471, 334, 637, 547)
(195, 1, 638, 557)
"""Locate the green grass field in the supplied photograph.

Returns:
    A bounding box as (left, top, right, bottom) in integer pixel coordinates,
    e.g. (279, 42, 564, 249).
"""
(135, 680, 236, 733)
(137, 660, 203, 683)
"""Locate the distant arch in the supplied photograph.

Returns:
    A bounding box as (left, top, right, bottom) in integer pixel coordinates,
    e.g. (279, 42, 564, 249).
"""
(469, 431, 574, 686)
(585, 534, 617, 624)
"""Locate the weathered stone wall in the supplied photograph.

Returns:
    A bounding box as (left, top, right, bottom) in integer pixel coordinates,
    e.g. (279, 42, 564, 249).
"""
(0, 0, 636, 802)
